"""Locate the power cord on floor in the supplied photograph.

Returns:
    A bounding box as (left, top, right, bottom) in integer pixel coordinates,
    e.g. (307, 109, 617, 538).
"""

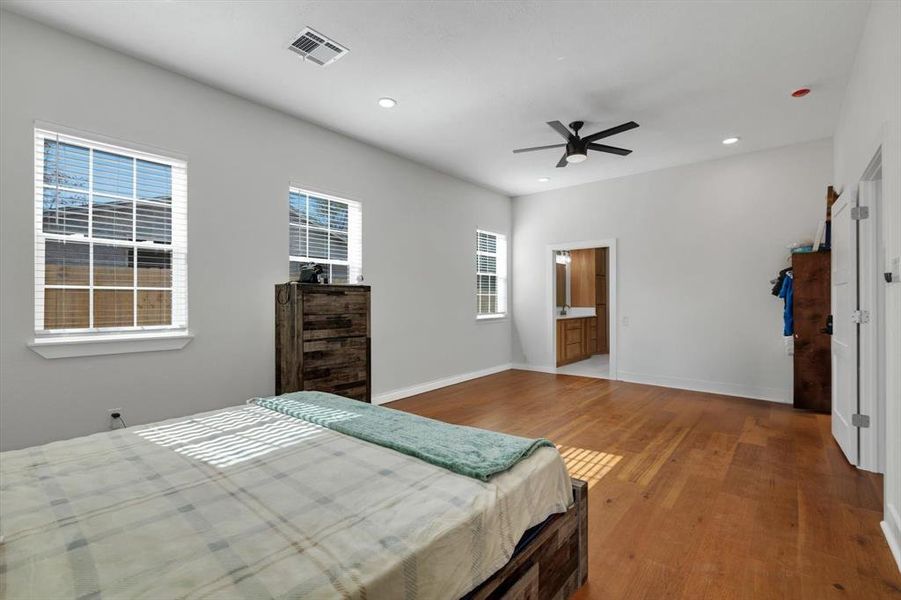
(110, 412, 128, 428)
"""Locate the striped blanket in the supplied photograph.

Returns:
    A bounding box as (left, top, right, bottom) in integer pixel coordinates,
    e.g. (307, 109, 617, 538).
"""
(0, 403, 572, 599)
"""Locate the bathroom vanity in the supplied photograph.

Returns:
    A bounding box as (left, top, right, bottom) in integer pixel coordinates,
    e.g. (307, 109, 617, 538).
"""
(555, 246, 609, 367)
(556, 315, 597, 366)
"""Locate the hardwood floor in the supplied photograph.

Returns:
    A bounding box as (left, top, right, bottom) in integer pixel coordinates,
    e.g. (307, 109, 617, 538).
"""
(387, 370, 901, 599)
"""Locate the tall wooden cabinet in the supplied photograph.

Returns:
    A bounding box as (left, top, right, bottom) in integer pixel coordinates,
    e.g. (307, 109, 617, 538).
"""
(569, 248, 609, 355)
(595, 248, 609, 354)
(275, 283, 371, 402)
(792, 252, 831, 412)
(570, 249, 596, 307)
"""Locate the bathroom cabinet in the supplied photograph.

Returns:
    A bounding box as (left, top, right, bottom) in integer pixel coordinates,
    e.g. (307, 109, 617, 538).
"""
(568, 248, 609, 355)
(556, 317, 595, 366)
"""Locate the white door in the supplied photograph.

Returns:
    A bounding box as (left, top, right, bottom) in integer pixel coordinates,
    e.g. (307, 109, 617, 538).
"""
(831, 187, 859, 465)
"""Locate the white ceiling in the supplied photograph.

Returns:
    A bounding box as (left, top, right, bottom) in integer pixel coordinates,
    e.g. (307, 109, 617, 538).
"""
(3, 1, 870, 196)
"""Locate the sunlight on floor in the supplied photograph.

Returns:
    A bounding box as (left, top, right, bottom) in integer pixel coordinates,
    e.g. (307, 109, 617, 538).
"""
(557, 444, 622, 488)
(136, 406, 326, 468)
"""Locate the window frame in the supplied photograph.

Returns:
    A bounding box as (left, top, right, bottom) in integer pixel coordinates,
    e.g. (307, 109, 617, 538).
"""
(288, 186, 362, 284)
(476, 229, 508, 320)
(32, 127, 189, 348)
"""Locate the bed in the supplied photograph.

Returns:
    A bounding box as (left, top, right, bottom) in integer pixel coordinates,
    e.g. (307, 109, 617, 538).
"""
(0, 397, 587, 599)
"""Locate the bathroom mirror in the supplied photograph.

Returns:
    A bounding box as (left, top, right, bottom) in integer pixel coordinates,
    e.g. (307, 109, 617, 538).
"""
(554, 251, 571, 308)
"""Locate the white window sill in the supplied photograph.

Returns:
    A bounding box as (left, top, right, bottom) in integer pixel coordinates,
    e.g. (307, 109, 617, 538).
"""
(29, 331, 193, 359)
(476, 314, 508, 323)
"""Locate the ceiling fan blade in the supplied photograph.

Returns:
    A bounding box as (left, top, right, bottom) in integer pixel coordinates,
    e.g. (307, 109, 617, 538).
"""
(512, 143, 566, 154)
(583, 121, 639, 143)
(546, 121, 572, 140)
(556, 153, 569, 168)
(587, 142, 632, 156)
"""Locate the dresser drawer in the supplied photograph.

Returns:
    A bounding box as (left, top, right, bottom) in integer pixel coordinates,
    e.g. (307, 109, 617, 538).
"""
(303, 338, 368, 370)
(302, 288, 368, 315)
(326, 385, 369, 402)
(302, 313, 368, 340)
(303, 366, 368, 396)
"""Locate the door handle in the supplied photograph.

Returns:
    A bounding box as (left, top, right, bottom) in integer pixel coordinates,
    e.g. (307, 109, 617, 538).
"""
(820, 314, 833, 335)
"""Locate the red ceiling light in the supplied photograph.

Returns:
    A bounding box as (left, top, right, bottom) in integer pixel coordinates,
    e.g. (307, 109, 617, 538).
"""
(791, 88, 811, 98)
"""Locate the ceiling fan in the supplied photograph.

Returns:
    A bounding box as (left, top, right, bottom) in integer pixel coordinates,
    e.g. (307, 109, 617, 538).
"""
(512, 120, 639, 167)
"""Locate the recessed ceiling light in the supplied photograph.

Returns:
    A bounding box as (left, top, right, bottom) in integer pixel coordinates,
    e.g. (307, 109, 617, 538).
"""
(377, 97, 397, 108)
(722, 137, 740, 145)
(538, 177, 550, 182)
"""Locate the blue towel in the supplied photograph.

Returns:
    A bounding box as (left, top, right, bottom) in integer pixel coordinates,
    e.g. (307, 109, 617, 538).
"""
(778, 273, 794, 335)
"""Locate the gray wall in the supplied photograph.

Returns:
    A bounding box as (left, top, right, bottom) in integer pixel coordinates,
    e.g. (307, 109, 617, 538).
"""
(511, 139, 832, 402)
(0, 12, 512, 450)
(833, 0, 901, 567)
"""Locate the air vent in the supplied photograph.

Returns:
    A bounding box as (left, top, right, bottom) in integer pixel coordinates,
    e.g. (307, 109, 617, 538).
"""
(288, 27, 348, 66)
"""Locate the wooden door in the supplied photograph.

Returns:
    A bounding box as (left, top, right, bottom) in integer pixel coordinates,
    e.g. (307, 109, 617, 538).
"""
(587, 318, 597, 355)
(830, 190, 859, 463)
(570, 250, 596, 307)
(792, 252, 831, 412)
(564, 320, 584, 362)
(556, 320, 565, 366)
(595, 248, 609, 354)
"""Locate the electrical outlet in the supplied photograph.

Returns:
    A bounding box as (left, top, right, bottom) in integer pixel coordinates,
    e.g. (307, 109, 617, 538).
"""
(622, 316, 630, 327)
(888, 256, 901, 283)
(108, 408, 124, 430)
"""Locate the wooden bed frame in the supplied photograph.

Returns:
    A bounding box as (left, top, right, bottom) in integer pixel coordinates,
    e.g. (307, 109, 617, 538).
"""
(465, 479, 588, 599)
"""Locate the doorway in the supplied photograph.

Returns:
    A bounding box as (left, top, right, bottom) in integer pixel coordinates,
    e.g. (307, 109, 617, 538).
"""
(831, 146, 886, 474)
(547, 239, 617, 380)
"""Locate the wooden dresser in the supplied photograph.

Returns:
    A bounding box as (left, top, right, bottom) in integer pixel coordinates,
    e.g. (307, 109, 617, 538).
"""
(275, 283, 371, 402)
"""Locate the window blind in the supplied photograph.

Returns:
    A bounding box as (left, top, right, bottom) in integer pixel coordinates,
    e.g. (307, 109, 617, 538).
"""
(288, 187, 362, 284)
(34, 129, 188, 337)
(476, 230, 507, 318)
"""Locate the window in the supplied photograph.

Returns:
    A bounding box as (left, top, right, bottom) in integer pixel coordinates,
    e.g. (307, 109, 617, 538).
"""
(34, 129, 187, 339)
(289, 187, 362, 284)
(476, 230, 507, 319)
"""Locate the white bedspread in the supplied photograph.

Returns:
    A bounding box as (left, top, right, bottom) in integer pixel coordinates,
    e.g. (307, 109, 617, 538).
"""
(0, 403, 572, 599)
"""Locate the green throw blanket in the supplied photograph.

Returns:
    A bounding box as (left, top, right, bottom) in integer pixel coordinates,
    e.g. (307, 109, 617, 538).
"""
(252, 392, 554, 481)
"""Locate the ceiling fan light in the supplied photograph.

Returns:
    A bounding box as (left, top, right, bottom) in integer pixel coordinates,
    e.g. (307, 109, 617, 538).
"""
(566, 152, 587, 164)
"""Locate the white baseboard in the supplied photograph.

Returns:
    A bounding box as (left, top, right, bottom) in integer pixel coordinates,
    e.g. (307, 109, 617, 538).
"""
(617, 370, 791, 403)
(511, 363, 790, 404)
(373, 363, 513, 406)
(883, 503, 901, 574)
(373, 363, 789, 405)
(510, 363, 557, 374)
